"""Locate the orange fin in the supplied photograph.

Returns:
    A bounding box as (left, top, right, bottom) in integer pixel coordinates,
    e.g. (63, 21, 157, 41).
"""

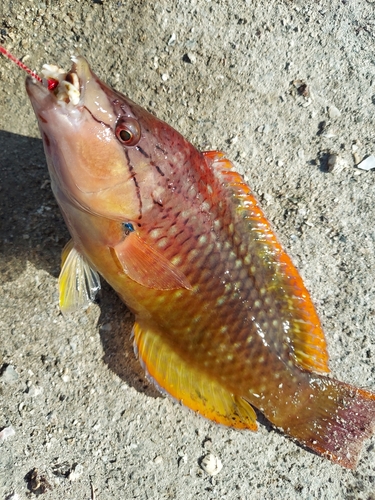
(133, 322, 258, 430)
(112, 232, 192, 290)
(204, 151, 330, 374)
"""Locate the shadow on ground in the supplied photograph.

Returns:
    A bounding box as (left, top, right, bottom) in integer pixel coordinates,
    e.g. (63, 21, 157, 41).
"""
(0, 129, 160, 398)
(0, 130, 68, 281)
(97, 281, 161, 399)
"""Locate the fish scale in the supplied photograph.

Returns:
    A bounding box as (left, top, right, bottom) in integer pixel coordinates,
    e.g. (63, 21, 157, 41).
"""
(21, 54, 375, 468)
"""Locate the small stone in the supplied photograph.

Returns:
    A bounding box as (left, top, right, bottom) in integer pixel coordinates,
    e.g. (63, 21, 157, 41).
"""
(46, 411, 58, 425)
(184, 52, 196, 64)
(328, 105, 341, 119)
(200, 453, 223, 476)
(167, 33, 176, 46)
(5, 493, 20, 500)
(301, 97, 312, 107)
(177, 454, 187, 466)
(202, 437, 212, 449)
(327, 154, 338, 172)
(354, 169, 364, 176)
(0, 365, 19, 384)
(263, 192, 274, 204)
(68, 463, 83, 481)
(153, 455, 163, 464)
(357, 155, 375, 171)
(27, 384, 43, 397)
(0, 426, 15, 441)
(353, 152, 361, 165)
(63, 15, 73, 27)
(292, 79, 309, 97)
(257, 124, 270, 135)
(27, 468, 52, 493)
(321, 126, 337, 138)
(161, 73, 169, 82)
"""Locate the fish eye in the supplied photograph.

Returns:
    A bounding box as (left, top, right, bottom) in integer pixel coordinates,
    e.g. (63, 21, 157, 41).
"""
(119, 129, 132, 142)
(115, 117, 141, 146)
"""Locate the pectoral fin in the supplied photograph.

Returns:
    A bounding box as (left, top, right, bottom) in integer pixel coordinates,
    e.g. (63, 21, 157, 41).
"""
(133, 322, 258, 430)
(112, 232, 192, 290)
(59, 239, 101, 314)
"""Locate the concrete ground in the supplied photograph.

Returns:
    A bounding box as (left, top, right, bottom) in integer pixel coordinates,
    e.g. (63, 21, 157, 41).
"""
(1, 1, 375, 498)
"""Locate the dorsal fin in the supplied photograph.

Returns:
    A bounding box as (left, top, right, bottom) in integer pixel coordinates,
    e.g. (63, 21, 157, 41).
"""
(203, 151, 330, 374)
(133, 322, 258, 430)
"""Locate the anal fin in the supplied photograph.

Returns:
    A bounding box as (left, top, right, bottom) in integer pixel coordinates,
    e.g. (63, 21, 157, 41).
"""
(133, 322, 258, 430)
(59, 239, 101, 314)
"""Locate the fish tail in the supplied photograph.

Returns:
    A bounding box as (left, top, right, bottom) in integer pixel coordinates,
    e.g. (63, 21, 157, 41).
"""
(283, 377, 375, 468)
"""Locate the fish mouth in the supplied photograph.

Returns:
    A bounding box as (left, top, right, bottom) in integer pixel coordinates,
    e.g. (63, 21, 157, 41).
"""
(26, 56, 91, 108)
(26, 56, 117, 128)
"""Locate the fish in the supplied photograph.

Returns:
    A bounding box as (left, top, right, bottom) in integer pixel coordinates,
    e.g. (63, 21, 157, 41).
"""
(19, 54, 375, 469)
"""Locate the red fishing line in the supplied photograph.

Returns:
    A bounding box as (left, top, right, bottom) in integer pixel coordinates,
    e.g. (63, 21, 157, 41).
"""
(0, 45, 43, 83)
(0, 45, 58, 90)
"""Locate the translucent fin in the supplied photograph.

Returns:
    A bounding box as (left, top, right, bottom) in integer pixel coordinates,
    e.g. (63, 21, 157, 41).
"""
(112, 232, 191, 291)
(204, 151, 330, 374)
(133, 322, 258, 430)
(283, 376, 375, 469)
(58, 239, 101, 314)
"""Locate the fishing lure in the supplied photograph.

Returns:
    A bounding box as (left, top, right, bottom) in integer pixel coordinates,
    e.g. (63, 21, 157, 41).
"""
(2, 46, 375, 468)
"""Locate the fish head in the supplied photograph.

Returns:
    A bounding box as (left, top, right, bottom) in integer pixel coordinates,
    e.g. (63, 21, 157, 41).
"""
(26, 56, 195, 224)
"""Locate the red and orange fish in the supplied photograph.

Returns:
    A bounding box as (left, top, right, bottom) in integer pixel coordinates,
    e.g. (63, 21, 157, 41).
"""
(4, 48, 375, 468)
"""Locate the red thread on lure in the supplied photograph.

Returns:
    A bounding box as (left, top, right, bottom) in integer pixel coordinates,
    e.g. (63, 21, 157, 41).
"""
(0, 45, 43, 83)
(0, 45, 59, 91)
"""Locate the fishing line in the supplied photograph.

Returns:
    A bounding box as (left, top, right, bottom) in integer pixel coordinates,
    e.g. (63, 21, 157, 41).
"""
(0, 45, 43, 83)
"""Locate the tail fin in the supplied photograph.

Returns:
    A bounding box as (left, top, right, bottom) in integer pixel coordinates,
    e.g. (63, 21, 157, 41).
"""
(283, 377, 375, 468)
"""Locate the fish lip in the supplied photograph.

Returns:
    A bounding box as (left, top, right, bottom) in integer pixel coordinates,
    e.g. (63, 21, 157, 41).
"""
(25, 74, 49, 101)
(69, 55, 91, 102)
(70, 55, 91, 80)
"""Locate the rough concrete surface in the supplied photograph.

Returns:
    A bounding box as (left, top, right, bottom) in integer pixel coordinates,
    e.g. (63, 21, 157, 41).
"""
(1, 0, 375, 498)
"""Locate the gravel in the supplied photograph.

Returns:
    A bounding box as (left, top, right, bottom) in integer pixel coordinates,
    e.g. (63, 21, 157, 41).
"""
(1, 1, 375, 498)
